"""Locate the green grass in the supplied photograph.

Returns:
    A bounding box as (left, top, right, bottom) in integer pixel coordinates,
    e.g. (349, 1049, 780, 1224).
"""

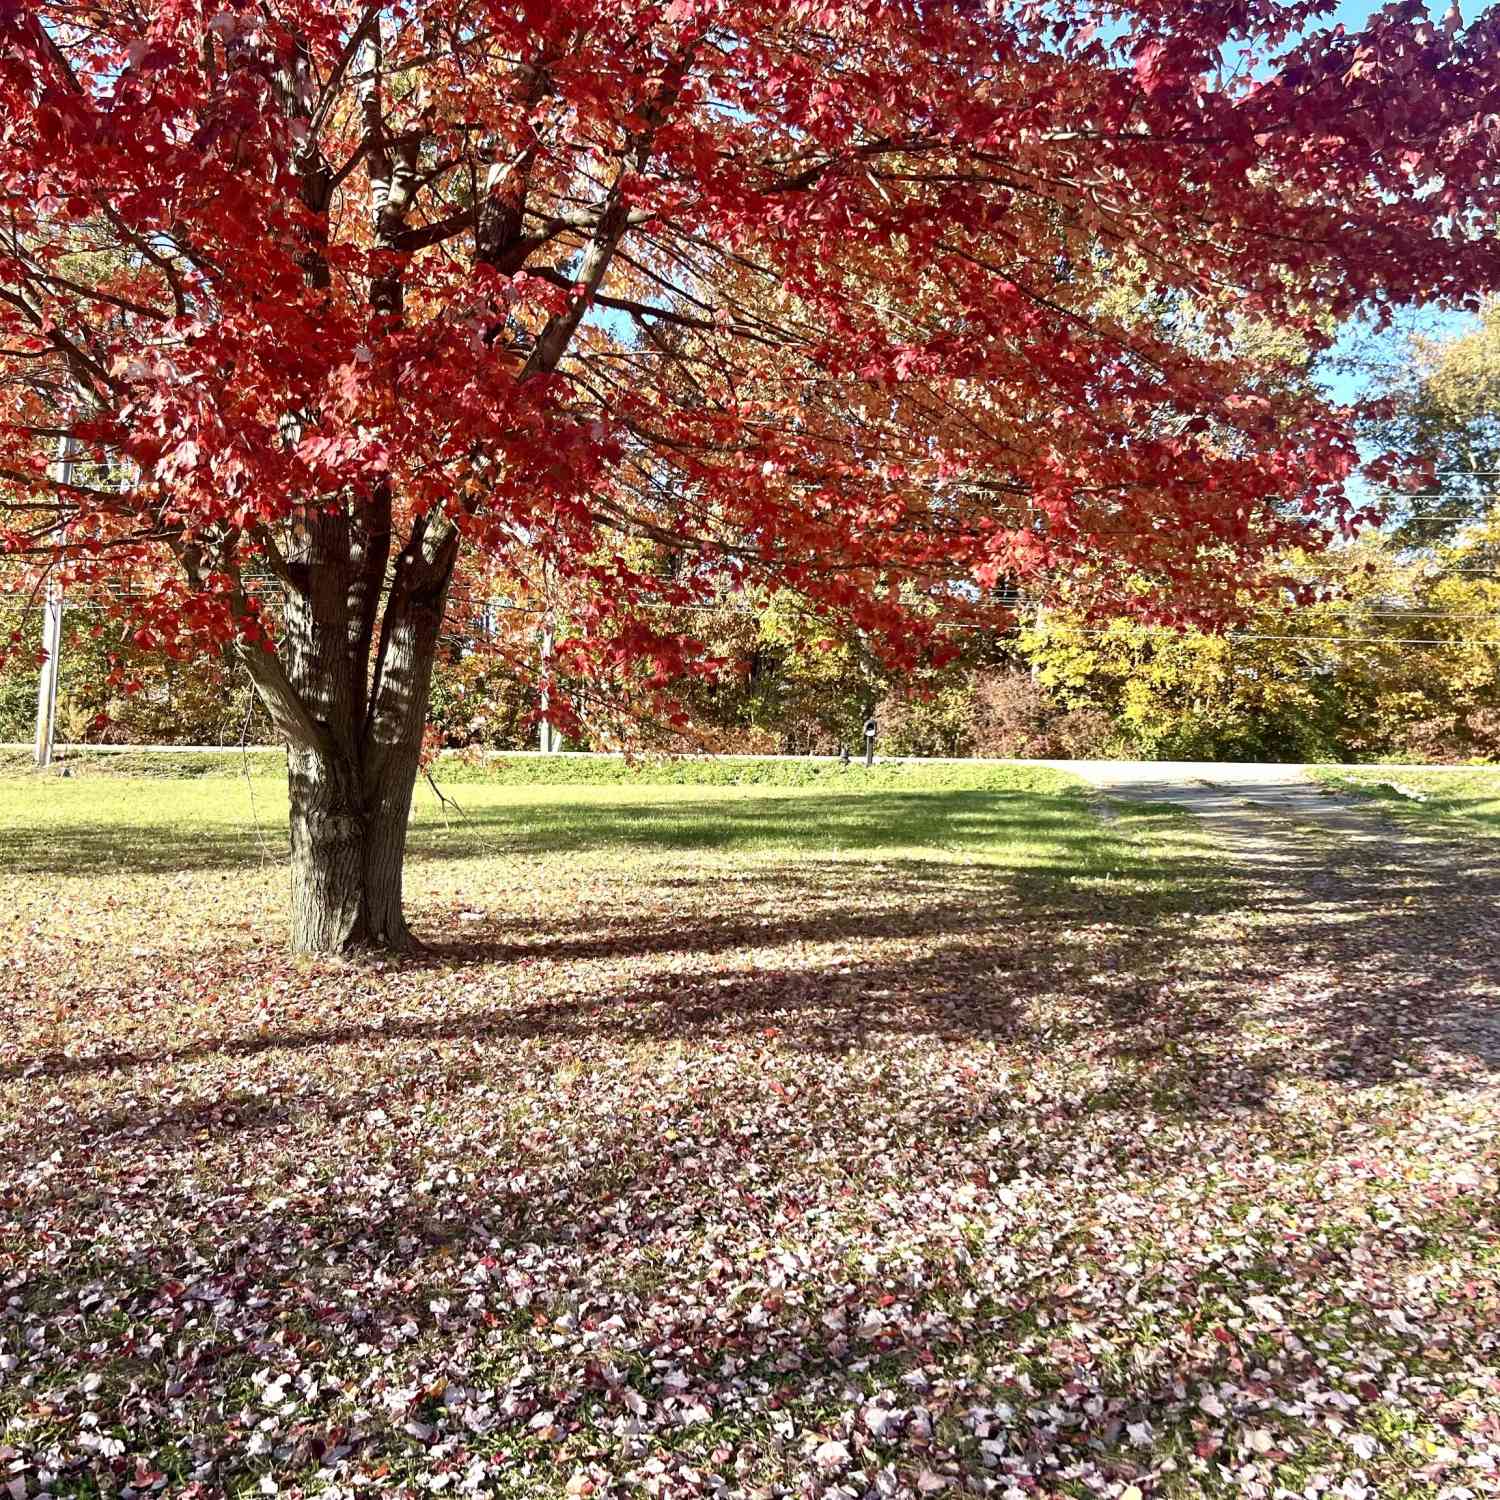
(0, 745, 1061, 789)
(3, 759, 1494, 1499)
(0, 745, 290, 779)
(0, 760, 1136, 880)
(1309, 765, 1500, 837)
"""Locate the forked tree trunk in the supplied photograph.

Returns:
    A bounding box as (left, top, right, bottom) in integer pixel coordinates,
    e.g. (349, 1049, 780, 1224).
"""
(282, 588, 448, 953)
(241, 509, 457, 956)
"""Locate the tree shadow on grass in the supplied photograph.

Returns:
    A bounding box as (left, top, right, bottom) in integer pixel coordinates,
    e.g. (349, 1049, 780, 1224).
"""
(7, 853, 1229, 1088)
(4, 824, 1496, 1492)
(1210, 821, 1500, 1080)
(10, 819, 1499, 1100)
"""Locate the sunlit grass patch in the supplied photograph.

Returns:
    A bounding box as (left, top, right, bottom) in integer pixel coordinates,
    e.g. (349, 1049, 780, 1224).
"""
(1310, 765, 1500, 837)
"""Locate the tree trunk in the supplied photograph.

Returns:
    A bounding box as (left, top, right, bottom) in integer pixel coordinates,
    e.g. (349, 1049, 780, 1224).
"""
(286, 742, 420, 953)
(241, 508, 457, 956)
(280, 568, 450, 954)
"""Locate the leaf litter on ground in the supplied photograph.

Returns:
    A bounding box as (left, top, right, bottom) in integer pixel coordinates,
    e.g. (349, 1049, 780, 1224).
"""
(0, 772, 1496, 1500)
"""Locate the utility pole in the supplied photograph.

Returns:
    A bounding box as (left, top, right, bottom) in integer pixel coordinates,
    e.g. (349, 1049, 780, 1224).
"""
(538, 619, 557, 753)
(34, 435, 77, 770)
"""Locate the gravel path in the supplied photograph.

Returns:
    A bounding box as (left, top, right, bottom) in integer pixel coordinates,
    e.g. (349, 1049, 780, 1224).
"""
(1051, 760, 1500, 1070)
(1059, 759, 1445, 850)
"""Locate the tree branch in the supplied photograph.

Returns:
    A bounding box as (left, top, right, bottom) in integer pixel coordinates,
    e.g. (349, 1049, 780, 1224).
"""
(308, 4, 382, 144)
(236, 640, 334, 753)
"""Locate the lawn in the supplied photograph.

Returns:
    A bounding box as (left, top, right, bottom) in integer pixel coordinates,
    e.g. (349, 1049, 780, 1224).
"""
(0, 759, 1102, 876)
(1309, 766, 1500, 839)
(1, 764, 1496, 1500)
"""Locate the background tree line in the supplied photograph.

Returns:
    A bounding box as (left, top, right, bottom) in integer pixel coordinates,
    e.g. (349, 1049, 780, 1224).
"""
(7, 520, 1497, 763)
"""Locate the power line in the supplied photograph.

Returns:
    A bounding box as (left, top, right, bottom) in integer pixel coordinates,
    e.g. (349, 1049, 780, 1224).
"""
(1228, 634, 1499, 647)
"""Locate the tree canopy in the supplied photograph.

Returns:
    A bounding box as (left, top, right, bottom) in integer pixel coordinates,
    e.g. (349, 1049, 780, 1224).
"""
(1366, 299, 1500, 544)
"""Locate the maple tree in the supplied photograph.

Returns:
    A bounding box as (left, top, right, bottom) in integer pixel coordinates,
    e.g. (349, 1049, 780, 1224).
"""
(2, 0, 1497, 951)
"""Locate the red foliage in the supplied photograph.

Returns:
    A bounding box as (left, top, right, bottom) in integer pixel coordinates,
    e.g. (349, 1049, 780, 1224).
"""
(1396, 707, 1500, 765)
(1, 0, 1497, 725)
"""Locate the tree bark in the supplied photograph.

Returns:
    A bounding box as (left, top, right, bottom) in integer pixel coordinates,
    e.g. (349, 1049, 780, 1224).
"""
(287, 741, 415, 953)
(279, 608, 438, 955)
(241, 507, 456, 955)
